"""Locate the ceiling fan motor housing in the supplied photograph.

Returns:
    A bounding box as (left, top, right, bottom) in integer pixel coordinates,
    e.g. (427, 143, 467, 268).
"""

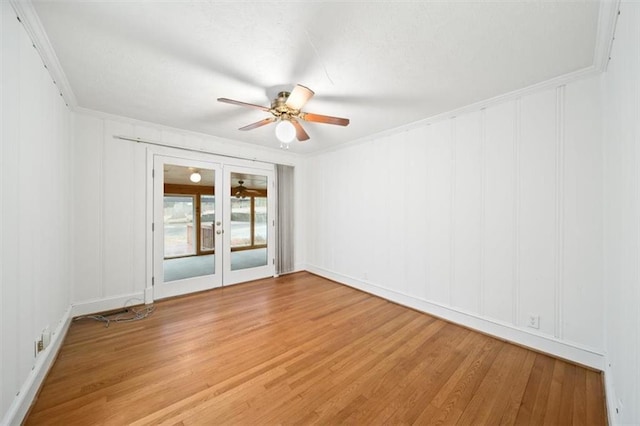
(271, 91, 297, 119)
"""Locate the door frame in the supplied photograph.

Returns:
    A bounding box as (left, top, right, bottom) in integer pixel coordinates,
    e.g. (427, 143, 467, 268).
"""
(145, 146, 276, 302)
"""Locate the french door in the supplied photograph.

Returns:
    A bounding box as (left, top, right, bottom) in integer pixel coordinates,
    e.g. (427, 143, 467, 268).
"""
(152, 152, 275, 300)
(223, 166, 275, 285)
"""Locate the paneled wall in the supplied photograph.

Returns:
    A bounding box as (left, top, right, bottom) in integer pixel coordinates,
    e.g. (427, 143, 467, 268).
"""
(1, 4, 72, 422)
(602, 2, 640, 424)
(72, 112, 306, 310)
(305, 75, 603, 366)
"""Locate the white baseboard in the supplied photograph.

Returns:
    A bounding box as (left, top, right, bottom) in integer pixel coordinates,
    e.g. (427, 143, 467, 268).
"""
(71, 292, 146, 317)
(1, 306, 72, 426)
(306, 265, 605, 370)
(144, 286, 154, 304)
(603, 360, 619, 426)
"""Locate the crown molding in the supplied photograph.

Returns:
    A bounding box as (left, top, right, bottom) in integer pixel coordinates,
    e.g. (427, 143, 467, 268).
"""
(9, 0, 77, 108)
(594, 0, 621, 73)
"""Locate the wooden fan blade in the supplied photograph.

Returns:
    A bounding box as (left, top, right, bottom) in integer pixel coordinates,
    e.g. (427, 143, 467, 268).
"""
(301, 112, 350, 126)
(285, 84, 315, 110)
(218, 98, 270, 112)
(290, 119, 310, 141)
(238, 117, 276, 131)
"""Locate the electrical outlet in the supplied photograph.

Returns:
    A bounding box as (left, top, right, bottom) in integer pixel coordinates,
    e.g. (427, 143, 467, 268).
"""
(34, 338, 44, 357)
(527, 314, 540, 329)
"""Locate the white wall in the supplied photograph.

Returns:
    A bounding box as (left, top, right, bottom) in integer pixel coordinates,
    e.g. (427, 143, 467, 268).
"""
(1, 4, 72, 423)
(602, 2, 640, 424)
(71, 110, 307, 312)
(305, 74, 604, 368)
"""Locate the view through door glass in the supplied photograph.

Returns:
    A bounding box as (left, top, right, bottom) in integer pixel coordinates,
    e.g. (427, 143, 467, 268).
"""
(200, 195, 215, 252)
(163, 164, 215, 282)
(230, 172, 268, 271)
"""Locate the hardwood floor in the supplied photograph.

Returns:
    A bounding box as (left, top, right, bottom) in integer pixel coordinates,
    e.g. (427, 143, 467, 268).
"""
(26, 272, 606, 425)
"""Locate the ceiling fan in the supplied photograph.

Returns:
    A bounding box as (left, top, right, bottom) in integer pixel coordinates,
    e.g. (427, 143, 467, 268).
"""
(217, 84, 350, 144)
(233, 180, 260, 199)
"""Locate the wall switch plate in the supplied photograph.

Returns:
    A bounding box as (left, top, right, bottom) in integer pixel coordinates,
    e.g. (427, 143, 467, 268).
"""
(527, 314, 540, 329)
(42, 326, 51, 349)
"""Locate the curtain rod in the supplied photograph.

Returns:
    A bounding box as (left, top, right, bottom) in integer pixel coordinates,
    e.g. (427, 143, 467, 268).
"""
(113, 135, 294, 166)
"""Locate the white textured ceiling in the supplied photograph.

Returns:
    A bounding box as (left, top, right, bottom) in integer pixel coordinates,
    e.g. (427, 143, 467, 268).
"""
(32, 0, 601, 154)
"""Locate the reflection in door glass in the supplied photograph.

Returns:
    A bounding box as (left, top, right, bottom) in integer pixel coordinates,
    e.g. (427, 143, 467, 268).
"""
(230, 197, 251, 248)
(254, 197, 267, 245)
(164, 195, 195, 258)
(200, 195, 215, 252)
(230, 172, 268, 271)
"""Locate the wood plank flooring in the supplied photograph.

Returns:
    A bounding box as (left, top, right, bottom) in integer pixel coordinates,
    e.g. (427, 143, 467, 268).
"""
(25, 272, 607, 425)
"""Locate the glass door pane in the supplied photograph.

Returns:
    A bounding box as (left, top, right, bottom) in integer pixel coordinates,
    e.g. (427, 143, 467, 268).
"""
(224, 168, 274, 283)
(154, 156, 222, 299)
(230, 172, 268, 271)
(162, 165, 216, 282)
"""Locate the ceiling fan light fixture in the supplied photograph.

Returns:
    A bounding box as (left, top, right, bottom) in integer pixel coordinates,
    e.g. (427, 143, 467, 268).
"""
(285, 84, 314, 110)
(190, 171, 202, 183)
(275, 119, 296, 144)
